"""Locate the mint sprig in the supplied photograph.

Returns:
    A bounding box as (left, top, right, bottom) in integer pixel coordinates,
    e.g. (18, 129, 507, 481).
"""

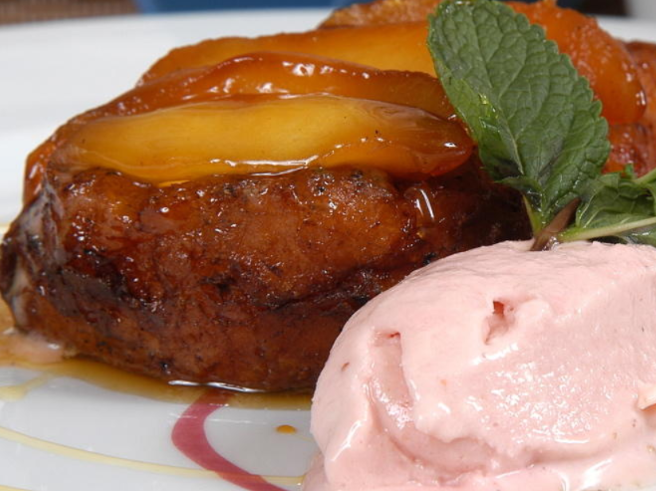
(562, 167, 656, 245)
(428, 0, 610, 236)
(428, 0, 656, 248)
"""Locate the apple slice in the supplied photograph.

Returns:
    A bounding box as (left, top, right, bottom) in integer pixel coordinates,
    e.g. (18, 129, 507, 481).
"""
(54, 95, 473, 182)
(141, 23, 434, 83)
(320, 0, 645, 125)
(26, 52, 455, 202)
(98, 52, 455, 121)
(321, 0, 442, 28)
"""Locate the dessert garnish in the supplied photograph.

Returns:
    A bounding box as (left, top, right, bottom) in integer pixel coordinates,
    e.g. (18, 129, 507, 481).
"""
(429, 0, 656, 249)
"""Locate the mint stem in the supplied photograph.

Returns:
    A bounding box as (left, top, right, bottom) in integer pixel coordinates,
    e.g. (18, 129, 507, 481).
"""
(560, 216, 656, 243)
(635, 167, 656, 185)
(530, 199, 581, 251)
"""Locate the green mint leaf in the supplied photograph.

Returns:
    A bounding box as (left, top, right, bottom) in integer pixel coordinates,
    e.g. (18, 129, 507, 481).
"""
(560, 167, 656, 246)
(427, 0, 610, 233)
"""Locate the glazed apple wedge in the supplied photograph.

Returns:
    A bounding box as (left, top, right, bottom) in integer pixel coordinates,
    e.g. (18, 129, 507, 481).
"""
(144, 0, 643, 125)
(54, 95, 473, 182)
(25, 52, 457, 199)
(141, 22, 434, 82)
(320, 0, 645, 125)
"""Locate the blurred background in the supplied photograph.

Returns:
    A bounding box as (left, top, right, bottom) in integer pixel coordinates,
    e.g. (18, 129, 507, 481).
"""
(2, 0, 655, 25)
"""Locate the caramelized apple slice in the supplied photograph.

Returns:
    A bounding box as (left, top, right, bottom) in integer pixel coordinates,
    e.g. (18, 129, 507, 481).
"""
(628, 41, 656, 129)
(25, 52, 455, 203)
(53, 95, 473, 182)
(509, 0, 645, 125)
(321, 0, 645, 125)
(141, 23, 433, 83)
(98, 52, 454, 120)
(321, 0, 442, 28)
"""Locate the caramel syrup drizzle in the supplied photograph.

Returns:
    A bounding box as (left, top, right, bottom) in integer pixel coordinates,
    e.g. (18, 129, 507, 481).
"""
(0, 288, 309, 409)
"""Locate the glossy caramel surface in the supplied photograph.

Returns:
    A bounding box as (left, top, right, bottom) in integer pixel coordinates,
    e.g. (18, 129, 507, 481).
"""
(322, 0, 646, 125)
(55, 95, 471, 182)
(510, 0, 646, 125)
(26, 52, 464, 198)
(142, 22, 434, 83)
(23, 1, 651, 199)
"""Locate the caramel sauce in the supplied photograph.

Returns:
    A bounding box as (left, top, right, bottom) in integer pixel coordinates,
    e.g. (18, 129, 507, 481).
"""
(0, 424, 218, 478)
(0, 420, 304, 485)
(0, 373, 53, 402)
(0, 296, 308, 485)
(405, 183, 438, 241)
(0, 228, 310, 408)
(0, 296, 12, 332)
(0, 300, 308, 486)
(0, 297, 311, 408)
(276, 424, 298, 435)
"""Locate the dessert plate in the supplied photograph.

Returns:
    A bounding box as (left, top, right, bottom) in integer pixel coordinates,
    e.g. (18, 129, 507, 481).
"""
(0, 11, 655, 491)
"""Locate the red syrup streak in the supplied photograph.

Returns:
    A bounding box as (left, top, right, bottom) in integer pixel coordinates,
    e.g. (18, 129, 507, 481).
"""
(172, 390, 288, 491)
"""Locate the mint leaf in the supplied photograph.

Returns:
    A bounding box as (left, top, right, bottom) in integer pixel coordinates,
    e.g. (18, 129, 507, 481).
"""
(560, 167, 656, 246)
(427, 0, 610, 234)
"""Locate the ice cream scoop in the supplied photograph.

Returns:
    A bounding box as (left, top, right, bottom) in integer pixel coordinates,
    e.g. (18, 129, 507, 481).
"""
(305, 241, 656, 491)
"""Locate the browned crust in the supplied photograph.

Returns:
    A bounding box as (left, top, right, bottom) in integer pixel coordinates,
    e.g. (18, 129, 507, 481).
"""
(1, 162, 529, 391)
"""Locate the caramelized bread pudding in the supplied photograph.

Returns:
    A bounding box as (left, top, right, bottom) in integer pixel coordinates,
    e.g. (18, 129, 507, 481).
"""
(1, 0, 655, 391)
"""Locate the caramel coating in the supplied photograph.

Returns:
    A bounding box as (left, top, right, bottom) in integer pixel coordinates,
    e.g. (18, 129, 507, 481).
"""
(510, 0, 645, 125)
(321, 0, 646, 125)
(321, 0, 441, 27)
(54, 95, 471, 182)
(142, 23, 433, 83)
(627, 42, 656, 167)
(606, 123, 654, 175)
(25, 52, 457, 202)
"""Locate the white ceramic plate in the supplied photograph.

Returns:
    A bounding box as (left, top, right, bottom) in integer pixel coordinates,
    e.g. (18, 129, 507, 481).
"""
(1, 11, 656, 491)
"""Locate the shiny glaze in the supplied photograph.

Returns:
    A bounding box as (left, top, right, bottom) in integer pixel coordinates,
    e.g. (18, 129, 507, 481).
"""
(0, 299, 311, 408)
(54, 95, 472, 183)
(321, 0, 443, 28)
(276, 424, 298, 434)
(24, 1, 650, 199)
(321, 0, 647, 125)
(25, 52, 459, 201)
(141, 22, 433, 84)
(135, 52, 454, 119)
(143, 2, 645, 127)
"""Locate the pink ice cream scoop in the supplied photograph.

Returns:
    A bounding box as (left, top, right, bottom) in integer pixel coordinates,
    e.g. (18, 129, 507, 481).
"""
(304, 241, 656, 491)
